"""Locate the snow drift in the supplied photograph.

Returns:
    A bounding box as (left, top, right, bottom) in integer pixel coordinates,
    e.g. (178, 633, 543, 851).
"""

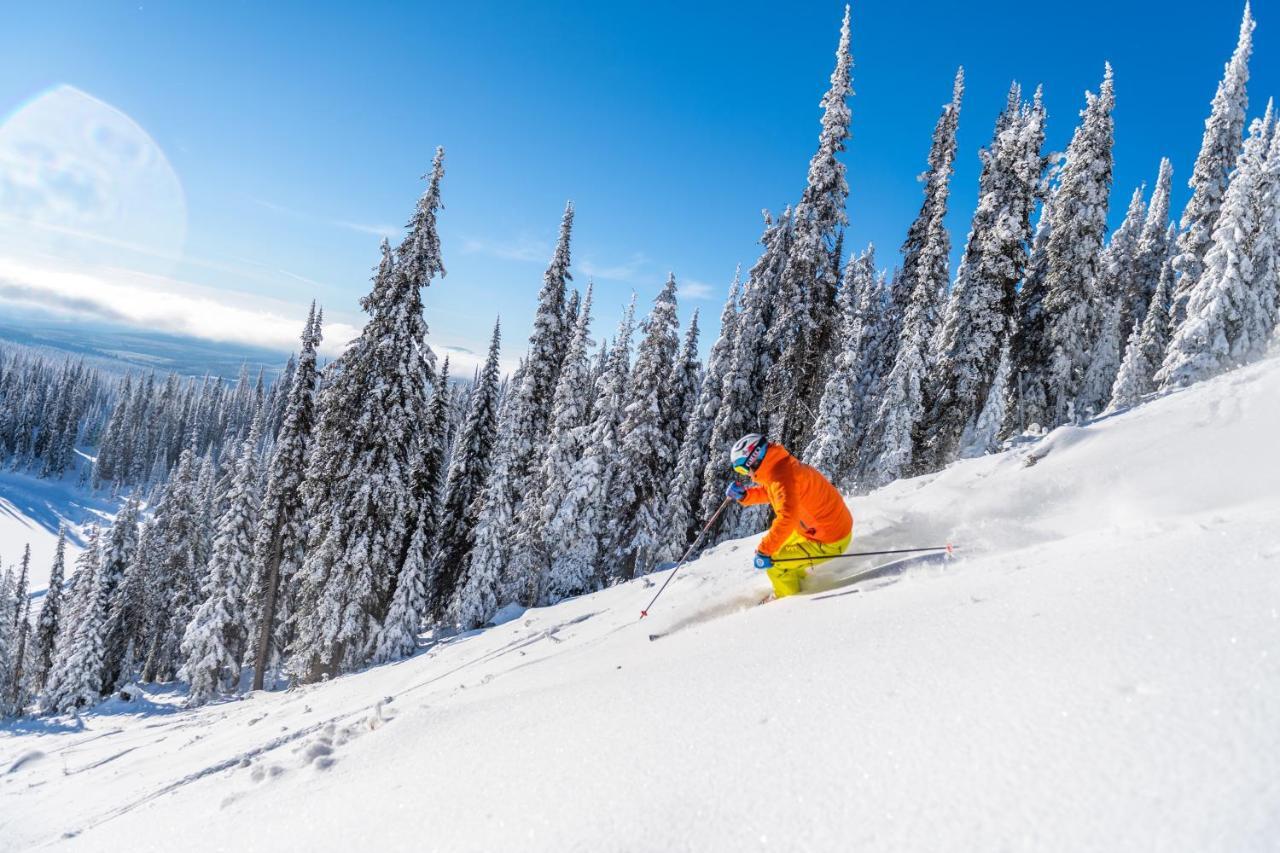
(3, 356, 1279, 852)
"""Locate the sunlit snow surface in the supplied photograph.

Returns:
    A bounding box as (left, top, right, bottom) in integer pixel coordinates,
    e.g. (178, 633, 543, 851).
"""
(0, 453, 109, 593)
(3, 358, 1279, 851)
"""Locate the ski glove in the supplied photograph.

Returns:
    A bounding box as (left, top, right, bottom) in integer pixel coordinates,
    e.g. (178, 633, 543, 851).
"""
(725, 481, 748, 501)
(753, 551, 772, 570)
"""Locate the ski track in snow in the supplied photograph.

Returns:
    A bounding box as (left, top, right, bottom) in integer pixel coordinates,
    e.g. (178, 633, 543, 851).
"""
(3, 357, 1280, 851)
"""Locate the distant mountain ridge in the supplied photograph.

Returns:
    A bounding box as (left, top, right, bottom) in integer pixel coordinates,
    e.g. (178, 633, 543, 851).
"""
(0, 311, 291, 380)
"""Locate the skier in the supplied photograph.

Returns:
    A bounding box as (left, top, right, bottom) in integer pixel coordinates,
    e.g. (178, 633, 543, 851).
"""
(725, 433, 853, 598)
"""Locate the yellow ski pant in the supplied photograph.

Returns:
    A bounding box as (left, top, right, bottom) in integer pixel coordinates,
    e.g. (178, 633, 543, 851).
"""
(766, 531, 853, 598)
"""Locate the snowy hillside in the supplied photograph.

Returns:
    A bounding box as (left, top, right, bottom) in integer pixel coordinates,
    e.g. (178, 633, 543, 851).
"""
(0, 458, 107, 593)
(3, 355, 1279, 852)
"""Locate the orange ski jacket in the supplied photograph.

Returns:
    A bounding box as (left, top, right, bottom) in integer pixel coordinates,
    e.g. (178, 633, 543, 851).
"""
(736, 443, 854, 557)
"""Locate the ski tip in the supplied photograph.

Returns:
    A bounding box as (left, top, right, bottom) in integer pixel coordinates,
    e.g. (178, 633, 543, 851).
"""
(639, 610, 648, 619)
(945, 543, 955, 556)
(648, 633, 662, 642)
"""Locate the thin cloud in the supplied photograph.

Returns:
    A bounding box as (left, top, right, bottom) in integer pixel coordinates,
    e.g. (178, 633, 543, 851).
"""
(0, 256, 360, 358)
(335, 219, 402, 239)
(460, 235, 551, 263)
(0, 212, 335, 296)
(578, 252, 649, 283)
(678, 278, 717, 300)
(253, 198, 401, 240)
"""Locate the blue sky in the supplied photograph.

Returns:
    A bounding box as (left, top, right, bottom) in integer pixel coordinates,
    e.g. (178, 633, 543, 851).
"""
(0, 1, 1275, 373)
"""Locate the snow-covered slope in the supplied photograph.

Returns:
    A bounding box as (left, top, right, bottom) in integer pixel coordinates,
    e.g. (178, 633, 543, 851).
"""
(0, 457, 108, 592)
(4, 358, 1280, 852)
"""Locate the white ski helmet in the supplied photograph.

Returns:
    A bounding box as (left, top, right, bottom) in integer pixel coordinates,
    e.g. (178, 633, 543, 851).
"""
(730, 433, 768, 474)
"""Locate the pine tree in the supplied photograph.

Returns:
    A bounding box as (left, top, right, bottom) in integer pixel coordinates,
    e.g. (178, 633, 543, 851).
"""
(1124, 158, 1175, 341)
(372, 512, 430, 664)
(859, 70, 963, 487)
(1247, 103, 1280, 347)
(917, 84, 1045, 470)
(961, 341, 1012, 457)
(540, 298, 635, 601)
(6, 545, 32, 708)
(140, 449, 203, 683)
(514, 284, 596, 605)
(178, 427, 261, 704)
(1040, 65, 1117, 427)
(665, 271, 739, 557)
(432, 318, 502, 618)
(249, 305, 323, 691)
(289, 150, 445, 682)
(460, 203, 574, 622)
(1005, 200, 1055, 434)
(0, 568, 12, 714)
(1159, 110, 1276, 388)
(700, 209, 791, 539)
(1171, 4, 1256, 324)
(666, 310, 702, 456)
(42, 527, 106, 713)
(804, 245, 877, 489)
(762, 5, 853, 448)
(395, 353, 451, 613)
(31, 528, 67, 692)
(1110, 258, 1175, 409)
(95, 496, 141, 691)
(1077, 184, 1147, 418)
(608, 275, 681, 579)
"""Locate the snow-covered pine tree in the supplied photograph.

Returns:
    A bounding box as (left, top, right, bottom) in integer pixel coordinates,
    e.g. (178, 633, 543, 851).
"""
(30, 527, 66, 692)
(0, 568, 12, 714)
(540, 298, 635, 601)
(41, 527, 106, 714)
(858, 69, 963, 487)
(432, 318, 502, 618)
(141, 448, 203, 683)
(6, 545, 31, 708)
(917, 84, 1045, 470)
(762, 6, 853, 448)
(608, 275, 682, 580)
(96, 497, 140, 691)
(516, 284, 595, 605)
(249, 304, 323, 691)
(372, 511, 430, 665)
(1040, 65, 1117, 427)
(92, 375, 133, 489)
(460, 203, 574, 622)
(178, 424, 261, 704)
(1077, 184, 1148, 418)
(961, 341, 1012, 457)
(1123, 158, 1175, 341)
(1247, 104, 1280, 346)
(666, 310, 702, 457)
(1005, 197, 1054, 434)
(408, 354, 451, 586)
(1171, 3, 1255, 325)
(664, 271, 740, 558)
(10, 544, 28, 633)
(1109, 257, 1176, 410)
(1158, 109, 1277, 388)
(373, 354, 452, 660)
(700, 209, 792, 540)
(289, 150, 445, 682)
(804, 245, 877, 489)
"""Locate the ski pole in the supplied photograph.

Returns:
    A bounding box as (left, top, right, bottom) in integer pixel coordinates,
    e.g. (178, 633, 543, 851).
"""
(769, 543, 955, 563)
(640, 496, 734, 619)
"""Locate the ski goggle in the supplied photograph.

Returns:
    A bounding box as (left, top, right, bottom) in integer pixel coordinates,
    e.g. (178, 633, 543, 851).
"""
(732, 444, 764, 476)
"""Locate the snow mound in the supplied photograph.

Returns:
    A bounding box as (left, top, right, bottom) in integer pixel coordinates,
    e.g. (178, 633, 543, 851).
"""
(3, 358, 1279, 851)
